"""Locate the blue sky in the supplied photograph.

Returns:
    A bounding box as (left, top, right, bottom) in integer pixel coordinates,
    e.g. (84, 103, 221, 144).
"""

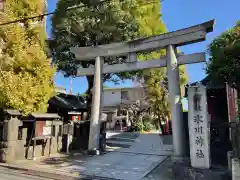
(47, 0, 240, 94)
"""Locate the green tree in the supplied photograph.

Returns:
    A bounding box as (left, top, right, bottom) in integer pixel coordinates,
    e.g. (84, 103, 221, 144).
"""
(142, 69, 164, 127)
(134, 0, 188, 133)
(103, 84, 110, 89)
(207, 21, 240, 87)
(50, 0, 188, 122)
(0, 0, 55, 115)
(50, 0, 144, 116)
(142, 67, 187, 131)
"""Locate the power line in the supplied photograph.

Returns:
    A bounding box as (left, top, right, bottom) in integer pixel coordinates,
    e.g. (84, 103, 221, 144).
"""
(0, 0, 159, 26)
(0, 0, 110, 26)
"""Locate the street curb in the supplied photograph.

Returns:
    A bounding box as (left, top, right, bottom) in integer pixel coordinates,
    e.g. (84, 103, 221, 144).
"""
(0, 163, 79, 180)
(141, 156, 169, 178)
(0, 162, 113, 180)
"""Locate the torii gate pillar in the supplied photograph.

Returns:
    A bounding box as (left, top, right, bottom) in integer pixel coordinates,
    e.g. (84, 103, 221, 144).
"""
(88, 56, 103, 154)
(167, 45, 187, 157)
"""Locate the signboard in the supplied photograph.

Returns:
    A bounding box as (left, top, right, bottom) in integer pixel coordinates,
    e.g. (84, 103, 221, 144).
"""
(188, 85, 210, 169)
(71, 115, 81, 121)
(43, 126, 52, 136)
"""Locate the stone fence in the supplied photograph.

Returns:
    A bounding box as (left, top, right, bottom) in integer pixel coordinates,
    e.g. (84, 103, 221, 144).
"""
(0, 109, 62, 163)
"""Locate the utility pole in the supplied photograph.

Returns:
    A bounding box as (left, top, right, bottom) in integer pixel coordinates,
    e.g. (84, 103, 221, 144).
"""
(69, 78, 73, 95)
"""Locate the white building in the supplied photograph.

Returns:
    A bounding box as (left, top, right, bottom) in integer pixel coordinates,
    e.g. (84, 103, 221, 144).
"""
(103, 86, 147, 130)
(103, 86, 146, 108)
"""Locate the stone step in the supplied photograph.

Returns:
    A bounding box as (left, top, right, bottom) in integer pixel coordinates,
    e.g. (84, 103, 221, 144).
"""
(107, 137, 135, 142)
(106, 140, 133, 148)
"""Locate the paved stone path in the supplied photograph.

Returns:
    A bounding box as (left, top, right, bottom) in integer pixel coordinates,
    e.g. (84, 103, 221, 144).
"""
(59, 152, 167, 180)
(141, 157, 173, 180)
(117, 134, 173, 156)
(14, 132, 173, 180)
(55, 133, 173, 180)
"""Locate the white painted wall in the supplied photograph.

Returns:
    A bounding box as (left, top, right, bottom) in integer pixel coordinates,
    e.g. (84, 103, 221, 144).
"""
(103, 87, 146, 107)
(103, 89, 121, 106)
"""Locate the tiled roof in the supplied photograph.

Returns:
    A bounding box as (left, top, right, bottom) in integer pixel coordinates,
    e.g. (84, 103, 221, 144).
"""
(189, 76, 225, 89)
(31, 113, 60, 119)
(49, 93, 87, 111)
(184, 76, 225, 98)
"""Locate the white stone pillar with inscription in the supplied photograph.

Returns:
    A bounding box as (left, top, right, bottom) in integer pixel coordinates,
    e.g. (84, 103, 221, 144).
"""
(188, 85, 210, 169)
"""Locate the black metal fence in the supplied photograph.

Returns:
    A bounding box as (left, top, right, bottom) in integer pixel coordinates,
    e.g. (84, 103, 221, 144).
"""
(210, 121, 232, 166)
(210, 121, 240, 166)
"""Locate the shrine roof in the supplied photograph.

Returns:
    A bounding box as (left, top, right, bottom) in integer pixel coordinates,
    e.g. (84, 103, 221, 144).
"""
(31, 113, 60, 119)
(4, 109, 22, 116)
(184, 76, 225, 98)
(49, 93, 87, 111)
(189, 76, 225, 89)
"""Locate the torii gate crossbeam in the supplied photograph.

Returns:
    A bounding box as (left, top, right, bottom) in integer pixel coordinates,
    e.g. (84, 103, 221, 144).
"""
(76, 52, 205, 76)
(70, 20, 215, 158)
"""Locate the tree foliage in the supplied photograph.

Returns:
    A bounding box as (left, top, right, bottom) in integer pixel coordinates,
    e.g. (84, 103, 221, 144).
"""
(50, 0, 140, 77)
(134, 0, 188, 131)
(51, 0, 188, 122)
(50, 0, 144, 114)
(207, 21, 240, 87)
(119, 100, 150, 132)
(0, 0, 55, 115)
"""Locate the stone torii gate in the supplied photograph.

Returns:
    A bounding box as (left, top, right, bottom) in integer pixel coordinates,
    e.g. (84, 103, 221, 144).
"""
(70, 20, 214, 157)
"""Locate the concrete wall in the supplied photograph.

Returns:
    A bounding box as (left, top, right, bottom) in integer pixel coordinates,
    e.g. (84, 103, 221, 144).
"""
(103, 89, 121, 106)
(103, 87, 146, 107)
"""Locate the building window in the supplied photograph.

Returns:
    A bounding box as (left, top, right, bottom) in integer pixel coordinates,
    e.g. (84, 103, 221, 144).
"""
(121, 91, 129, 100)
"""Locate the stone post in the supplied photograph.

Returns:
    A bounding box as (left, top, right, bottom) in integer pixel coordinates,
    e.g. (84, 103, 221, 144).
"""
(120, 119, 123, 132)
(126, 110, 131, 127)
(51, 120, 63, 154)
(232, 158, 240, 180)
(66, 121, 73, 154)
(167, 45, 187, 158)
(88, 56, 103, 154)
(228, 151, 233, 171)
(188, 85, 210, 168)
(2, 110, 22, 163)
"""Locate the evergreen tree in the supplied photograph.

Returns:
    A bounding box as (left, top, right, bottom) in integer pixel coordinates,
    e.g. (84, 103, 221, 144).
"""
(50, 0, 141, 115)
(207, 21, 240, 87)
(0, 0, 55, 115)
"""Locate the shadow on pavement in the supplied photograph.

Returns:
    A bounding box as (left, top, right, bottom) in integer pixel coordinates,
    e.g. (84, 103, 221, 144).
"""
(161, 135, 173, 145)
(106, 131, 139, 149)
